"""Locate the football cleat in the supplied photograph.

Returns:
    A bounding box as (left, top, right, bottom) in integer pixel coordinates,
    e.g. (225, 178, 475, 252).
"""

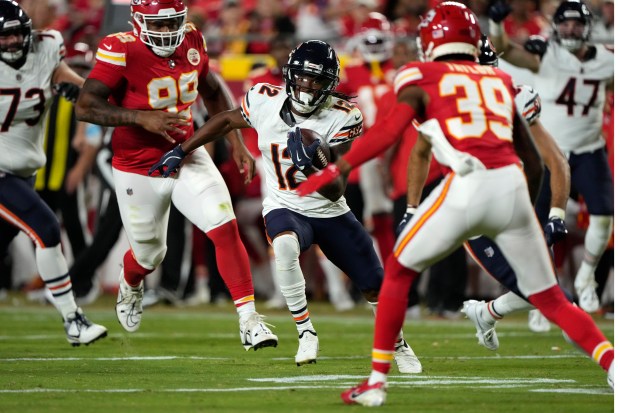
(462, 300, 499, 351)
(239, 312, 278, 351)
(115, 272, 144, 332)
(64, 308, 107, 346)
(394, 338, 423, 373)
(607, 360, 614, 390)
(575, 278, 600, 313)
(528, 309, 551, 333)
(341, 379, 387, 406)
(295, 330, 319, 366)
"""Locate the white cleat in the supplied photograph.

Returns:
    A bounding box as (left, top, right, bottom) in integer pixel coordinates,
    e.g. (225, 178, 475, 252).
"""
(462, 300, 499, 351)
(394, 338, 423, 373)
(64, 308, 107, 346)
(115, 273, 144, 332)
(528, 309, 551, 333)
(575, 279, 600, 313)
(239, 312, 278, 351)
(295, 330, 319, 365)
(607, 360, 614, 391)
(341, 379, 387, 406)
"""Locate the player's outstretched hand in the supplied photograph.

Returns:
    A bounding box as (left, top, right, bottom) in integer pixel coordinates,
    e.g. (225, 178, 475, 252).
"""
(544, 216, 568, 246)
(396, 206, 417, 237)
(231, 143, 256, 184)
(287, 126, 320, 170)
(148, 144, 187, 177)
(488, 0, 512, 23)
(296, 163, 341, 196)
(53, 82, 80, 103)
(137, 111, 191, 143)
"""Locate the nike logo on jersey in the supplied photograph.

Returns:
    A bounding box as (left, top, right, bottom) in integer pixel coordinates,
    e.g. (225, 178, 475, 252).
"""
(103, 44, 112, 50)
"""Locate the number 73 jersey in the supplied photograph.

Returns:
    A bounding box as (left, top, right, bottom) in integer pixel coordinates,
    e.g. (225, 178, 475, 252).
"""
(393, 60, 521, 170)
(88, 25, 209, 174)
(241, 83, 363, 218)
(0, 30, 64, 178)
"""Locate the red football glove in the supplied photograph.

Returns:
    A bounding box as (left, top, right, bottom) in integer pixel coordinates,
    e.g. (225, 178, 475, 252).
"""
(295, 163, 341, 196)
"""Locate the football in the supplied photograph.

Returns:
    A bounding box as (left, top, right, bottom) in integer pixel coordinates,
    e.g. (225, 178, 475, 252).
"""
(299, 128, 331, 170)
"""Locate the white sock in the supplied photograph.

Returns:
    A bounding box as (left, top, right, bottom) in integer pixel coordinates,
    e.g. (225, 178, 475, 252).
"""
(36, 244, 77, 320)
(490, 291, 533, 318)
(368, 370, 387, 385)
(237, 301, 257, 323)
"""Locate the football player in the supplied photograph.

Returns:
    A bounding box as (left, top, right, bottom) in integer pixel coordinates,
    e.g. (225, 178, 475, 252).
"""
(296, 3, 614, 405)
(0, 0, 107, 346)
(489, 0, 614, 313)
(463, 35, 572, 347)
(75, 0, 278, 352)
(149, 40, 422, 373)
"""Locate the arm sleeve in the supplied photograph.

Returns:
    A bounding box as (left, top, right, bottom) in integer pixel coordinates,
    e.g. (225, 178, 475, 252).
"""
(342, 102, 416, 168)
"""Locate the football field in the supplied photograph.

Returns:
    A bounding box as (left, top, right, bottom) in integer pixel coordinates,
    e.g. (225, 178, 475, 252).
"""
(0, 295, 614, 413)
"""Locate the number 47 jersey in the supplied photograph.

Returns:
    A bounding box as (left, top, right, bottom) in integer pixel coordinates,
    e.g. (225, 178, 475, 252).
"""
(241, 83, 363, 218)
(0, 30, 64, 178)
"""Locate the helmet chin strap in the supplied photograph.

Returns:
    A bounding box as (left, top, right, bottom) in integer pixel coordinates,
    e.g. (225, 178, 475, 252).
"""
(150, 45, 174, 57)
(291, 91, 318, 114)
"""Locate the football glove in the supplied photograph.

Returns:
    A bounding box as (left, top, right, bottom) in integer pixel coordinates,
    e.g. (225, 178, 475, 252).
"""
(543, 216, 568, 246)
(148, 144, 187, 177)
(287, 126, 320, 171)
(396, 206, 417, 237)
(524, 35, 548, 57)
(488, 0, 512, 23)
(53, 82, 81, 103)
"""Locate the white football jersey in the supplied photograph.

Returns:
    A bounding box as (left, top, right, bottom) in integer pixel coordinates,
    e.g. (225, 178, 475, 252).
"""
(0, 30, 64, 177)
(241, 83, 363, 218)
(534, 42, 613, 154)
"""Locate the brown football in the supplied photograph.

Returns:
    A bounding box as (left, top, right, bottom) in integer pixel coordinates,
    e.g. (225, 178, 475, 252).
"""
(299, 128, 331, 169)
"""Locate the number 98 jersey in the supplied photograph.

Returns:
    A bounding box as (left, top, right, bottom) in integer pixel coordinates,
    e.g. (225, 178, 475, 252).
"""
(88, 25, 209, 174)
(0, 30, 64, 178)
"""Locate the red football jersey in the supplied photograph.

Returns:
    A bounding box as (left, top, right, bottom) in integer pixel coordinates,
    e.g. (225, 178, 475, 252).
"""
(89, 26, 210, 174)
(394, 60, 521, 170)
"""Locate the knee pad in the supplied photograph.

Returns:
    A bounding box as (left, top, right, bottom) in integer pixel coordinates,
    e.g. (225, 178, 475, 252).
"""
(128, 211, 158, 243)
(272, 234, 301, 273)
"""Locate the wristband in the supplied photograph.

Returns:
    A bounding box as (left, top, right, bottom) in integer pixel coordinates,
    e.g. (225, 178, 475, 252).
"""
(549, 207, 565, 220)
(406, 206, 417, 214)
(489, 21, 502, 37)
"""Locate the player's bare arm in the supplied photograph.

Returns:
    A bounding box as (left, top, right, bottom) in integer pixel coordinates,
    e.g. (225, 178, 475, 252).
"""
(406, 134, 432, 208)
(75, 78, 190, 141)
(512, 113, 543, 201)
(199, 71, 255, 182)
(529, 120, 570, 210)
(52, 60, 84, 87)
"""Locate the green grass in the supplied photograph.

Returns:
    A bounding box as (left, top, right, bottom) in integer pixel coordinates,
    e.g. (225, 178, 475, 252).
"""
(0, 294, 614, 413)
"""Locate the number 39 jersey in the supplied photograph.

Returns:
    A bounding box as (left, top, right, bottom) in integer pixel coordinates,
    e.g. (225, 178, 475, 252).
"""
(241, 83, 363, 218)
(535, 42, 613, 154)
(394, 60, 521, 170)
(88, 25, 209, 174)
(0, 30, 64, 177)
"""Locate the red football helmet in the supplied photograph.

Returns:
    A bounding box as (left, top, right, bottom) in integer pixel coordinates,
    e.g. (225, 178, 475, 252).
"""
(356, 12, 394, 62)
(130, 0, 187, 57)
(417, 2, 481, 62)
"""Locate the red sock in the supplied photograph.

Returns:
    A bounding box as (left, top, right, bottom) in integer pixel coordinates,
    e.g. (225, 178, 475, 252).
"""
(206, 220, 254, 303)
(123, 250, 152, 287)
(529, 285, 614, 371)
(371, 254, 419, 374)
(372, 213, 395, 263)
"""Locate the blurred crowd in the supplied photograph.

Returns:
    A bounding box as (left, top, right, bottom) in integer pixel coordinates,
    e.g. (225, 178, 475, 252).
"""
(4, 0, 614, 317)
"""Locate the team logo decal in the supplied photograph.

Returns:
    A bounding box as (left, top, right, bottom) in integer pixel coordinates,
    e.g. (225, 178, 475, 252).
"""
(187, 48, 200, 66)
